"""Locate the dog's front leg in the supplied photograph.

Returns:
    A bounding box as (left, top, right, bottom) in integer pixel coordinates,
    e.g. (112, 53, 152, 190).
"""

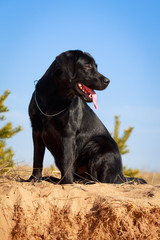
(59, 137, 75, 184)
(29, 130, 45, 182)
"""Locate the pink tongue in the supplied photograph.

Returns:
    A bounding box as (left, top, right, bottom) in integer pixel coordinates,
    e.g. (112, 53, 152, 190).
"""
(82, 85, 98, 109)
(92, 93, 98, 109)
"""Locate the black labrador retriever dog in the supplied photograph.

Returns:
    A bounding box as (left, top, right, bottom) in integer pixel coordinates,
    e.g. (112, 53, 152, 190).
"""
(28, 50, 146, 184)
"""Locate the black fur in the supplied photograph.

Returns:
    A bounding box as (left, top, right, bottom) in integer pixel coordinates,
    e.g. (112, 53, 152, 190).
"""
(28, 50, 146, 184)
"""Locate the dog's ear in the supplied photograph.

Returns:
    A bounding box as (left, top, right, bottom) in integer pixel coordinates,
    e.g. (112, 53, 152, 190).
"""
(55, 50, 82, 81)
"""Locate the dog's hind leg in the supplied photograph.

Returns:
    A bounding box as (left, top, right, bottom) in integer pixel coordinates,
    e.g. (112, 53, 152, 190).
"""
(96, 158, 147, 184)
(98, 159, 147, 184)
(87, 153, 124, 184)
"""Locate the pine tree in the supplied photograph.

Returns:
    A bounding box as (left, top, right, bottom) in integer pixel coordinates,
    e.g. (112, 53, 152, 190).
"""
(112, 115, 139, 177)
(0, 90, 22, 174)
(112, 115, 134, 155)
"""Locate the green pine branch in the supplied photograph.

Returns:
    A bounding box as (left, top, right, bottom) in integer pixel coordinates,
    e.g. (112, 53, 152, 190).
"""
(0, 123, 22, 140)
(112, 116, 139, 178)
(113, 115, 120, 142)
(0, 89, 10, 114)
(0, 90, 22, 174)
(112, 116, 134, 155)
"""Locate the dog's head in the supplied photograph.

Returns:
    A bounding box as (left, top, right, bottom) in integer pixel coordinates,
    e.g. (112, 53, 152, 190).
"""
(55, 50, 110, 109)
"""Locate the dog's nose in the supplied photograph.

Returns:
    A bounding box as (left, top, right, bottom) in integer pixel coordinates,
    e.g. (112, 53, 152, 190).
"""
(103, 78, 110, 85)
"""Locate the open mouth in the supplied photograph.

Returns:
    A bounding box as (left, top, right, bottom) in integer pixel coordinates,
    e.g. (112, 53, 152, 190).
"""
(76, 83, 98, 109)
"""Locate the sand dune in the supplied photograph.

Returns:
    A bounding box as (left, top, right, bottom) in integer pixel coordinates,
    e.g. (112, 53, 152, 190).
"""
(0, 178, 160, 240)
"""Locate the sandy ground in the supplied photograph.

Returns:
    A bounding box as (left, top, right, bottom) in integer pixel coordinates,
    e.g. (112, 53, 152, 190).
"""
(0, 175, 160, 240)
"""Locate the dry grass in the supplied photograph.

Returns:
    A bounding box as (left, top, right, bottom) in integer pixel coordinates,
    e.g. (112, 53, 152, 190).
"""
(0, 165, 60, 182)
(1, 165, 160, 185)
(138, 172, 160, 185)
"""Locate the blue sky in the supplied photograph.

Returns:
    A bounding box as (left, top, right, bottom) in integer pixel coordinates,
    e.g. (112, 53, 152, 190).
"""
(1, 0, 160, 171)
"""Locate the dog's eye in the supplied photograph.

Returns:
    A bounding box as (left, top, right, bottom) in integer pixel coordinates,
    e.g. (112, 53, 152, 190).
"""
(84, 64, 92, 70)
